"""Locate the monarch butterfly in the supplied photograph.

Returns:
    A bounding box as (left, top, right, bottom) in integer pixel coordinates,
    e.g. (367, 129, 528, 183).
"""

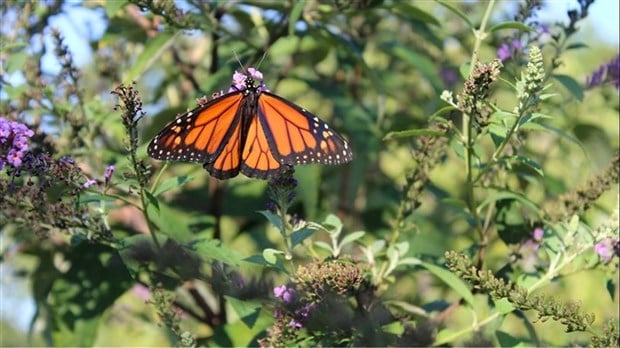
(147, 68, 353, 179)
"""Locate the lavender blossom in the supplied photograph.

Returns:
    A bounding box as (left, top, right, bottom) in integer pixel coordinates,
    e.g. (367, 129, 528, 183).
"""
(273, 285, 295, 303)
(0, 118, 35, 169)
(104, 164, 115, 185)
(586, 55, 620, 89)
(84, 178, 98, 188)
(595, 238, 615, 263)
(227, 67, 269, 93)
(497, 43, 512, 61)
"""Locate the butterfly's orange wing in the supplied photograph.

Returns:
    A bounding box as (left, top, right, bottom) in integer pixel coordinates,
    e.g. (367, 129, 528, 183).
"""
(147, 92, 245, 179)
(259, 92, 351, 160)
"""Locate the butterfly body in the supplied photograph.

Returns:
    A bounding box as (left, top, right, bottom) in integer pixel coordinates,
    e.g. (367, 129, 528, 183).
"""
(148, 70, 352, 179)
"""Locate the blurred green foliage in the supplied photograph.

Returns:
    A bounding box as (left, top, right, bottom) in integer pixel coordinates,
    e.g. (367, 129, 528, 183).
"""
(1, 0, 618, 347)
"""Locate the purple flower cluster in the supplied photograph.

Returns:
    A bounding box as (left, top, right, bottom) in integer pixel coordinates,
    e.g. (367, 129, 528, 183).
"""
(594, 237, 620, 264)
(273, 284, 315, 329)
(83, 164, 116, 188)
(586, 55, 620, 89)
(497, 39, 523, 62)
(228, 67, 269, 93)
(274, 284, 296, 303)
(0, 117, 35, 170)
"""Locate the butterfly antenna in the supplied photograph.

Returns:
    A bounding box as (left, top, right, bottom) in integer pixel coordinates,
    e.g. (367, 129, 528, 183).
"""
(256, 51, 268, 70)
(232, 50, 245, 72)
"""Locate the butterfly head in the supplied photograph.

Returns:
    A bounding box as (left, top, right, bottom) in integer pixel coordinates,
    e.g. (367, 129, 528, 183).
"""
(228, 67, 270, 93)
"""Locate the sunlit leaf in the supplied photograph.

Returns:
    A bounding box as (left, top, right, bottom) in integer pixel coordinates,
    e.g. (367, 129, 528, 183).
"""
(225, 296, 262, 328)
(419, 261, 475, 307)
(489, 21, 534, 33)
(153, 175, 194, 196)
(553, 74, 584, 101)
(436, 0, 473, 29)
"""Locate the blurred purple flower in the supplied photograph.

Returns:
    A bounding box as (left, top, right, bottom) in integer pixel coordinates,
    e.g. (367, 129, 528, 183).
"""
(523, 227, 545, 252)
(497, 44, 511, 61)
(532, 227, 544, 241)
(511, 39, 523, 51)
(586, 55, 620, 89)
(595, 239, 614, 263)
(0, 117, 35, 169)
(440, 68, 458, 87)
(84, 178, 97, 188)
(288, 319, 303, 329)
(132, 284, 151, 301)
(104, 164, 115, 185)
(248, 67, 263, 80)
(274, 284, 295, 303)
(227, 68, 269, 93)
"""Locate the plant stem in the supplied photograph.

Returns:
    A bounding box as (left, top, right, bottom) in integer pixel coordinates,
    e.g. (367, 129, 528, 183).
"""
(463, 0, 495, 267)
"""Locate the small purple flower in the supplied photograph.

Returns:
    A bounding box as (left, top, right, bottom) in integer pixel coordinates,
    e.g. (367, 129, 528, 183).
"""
(288, 319, 303, 329)
(440, 68, 458, 87)
(7, 149, 24, 167)
(229, 71, 248, 92)
(532, 227, 544, 241)
(511, 39, 523, 52)
(273, 285, 295, 303)
(248, 67, 263, 80)
(0, 117, 35, 169)
(59, 156, 75, 166)
(266, 200, 277, 213)
(227, 68, 269, 92)
(84, 178, 98, 188)
(595, 239, 614, 263)
(104, 164, 115, 185)
(497, 43, 511, 61)
(586, 55, 620, 89)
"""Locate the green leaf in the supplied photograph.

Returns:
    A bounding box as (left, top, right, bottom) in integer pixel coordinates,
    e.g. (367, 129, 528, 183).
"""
(262, 248, 283, 265)
(478, 190, 541, 217)
(496, 330, 528, 347)
(553, 74, 584, 101)
(606, 278, 616, 301)
(322, 214, 343, 234)
(143, 189, 159, 210)
(340, 231, 365, 247)
(494, 297, 515, 314)
(436, 0, 473, 29)
(383, 128, 447, 140)
(512, 155, 544, 176)
(391, 45, 443, 92)
(381, 321, 405, 335)
(225, 296, 262, 328)
(393, 3, 441, 26)
(489, 21, 534, 33)
(429, 105, 458, 121)
(313, 241, 333, 253)
(104, 0, 128, 18)
(257, 210, 283, 231)
(153, 175, 194, 196)
(459, 61, 471, 79)
(146, 200, 192, 241)
(290, 227, 316, 247)
(243, 255, 287, 272)
(288, 2, 305, 36)
(49, 244, 133, 346)
(419, 261, 475, 307)
(124, 32, 178, 82)
(193, 239, 243, 266)
(566, 42, 588, 50)
(398, 257, 422, 266)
